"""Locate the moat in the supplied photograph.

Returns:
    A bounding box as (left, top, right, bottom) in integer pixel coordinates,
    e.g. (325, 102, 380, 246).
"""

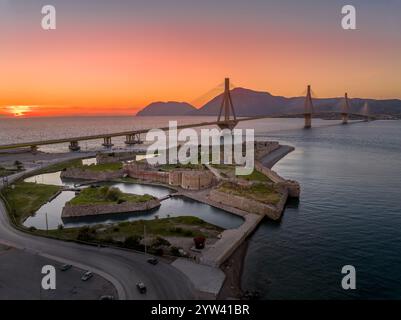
(23, 171, 244, 230)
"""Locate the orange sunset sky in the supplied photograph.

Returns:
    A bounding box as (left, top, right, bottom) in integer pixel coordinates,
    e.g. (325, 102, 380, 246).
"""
(1, 0, 401, 117)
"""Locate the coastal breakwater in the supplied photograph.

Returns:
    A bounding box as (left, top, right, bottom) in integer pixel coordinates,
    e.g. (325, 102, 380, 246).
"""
(62, 199, 161, 218)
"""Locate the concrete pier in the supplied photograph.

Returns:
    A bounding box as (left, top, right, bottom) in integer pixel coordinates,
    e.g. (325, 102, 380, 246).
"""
(304, 85, 314, 129)
(102, 137, 114, 148)
(342, 113, 349, 125)
(304, 114, 312, 129)
(341, 93, 350, 125)
(125, 133, 142, 145)
(69, 141, 80, 152)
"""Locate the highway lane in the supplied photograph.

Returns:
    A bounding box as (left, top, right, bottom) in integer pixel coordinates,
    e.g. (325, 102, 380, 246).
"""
(0, 200, 196, 300)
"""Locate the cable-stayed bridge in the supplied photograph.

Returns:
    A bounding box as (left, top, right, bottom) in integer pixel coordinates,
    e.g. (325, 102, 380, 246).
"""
(0, 78, 375, 151)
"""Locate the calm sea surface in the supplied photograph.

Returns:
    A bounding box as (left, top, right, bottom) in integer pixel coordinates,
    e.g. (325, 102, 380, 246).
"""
(1, 116, 400, 299)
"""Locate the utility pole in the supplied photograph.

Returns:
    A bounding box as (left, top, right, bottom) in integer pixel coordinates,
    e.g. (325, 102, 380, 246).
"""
(45, 212, 48, 234)
(144, 224, 147, 255)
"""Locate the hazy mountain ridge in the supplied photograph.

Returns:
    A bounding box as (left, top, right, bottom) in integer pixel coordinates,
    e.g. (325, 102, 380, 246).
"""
(136, 101, 196, 116)
(136, 88, 401, 117)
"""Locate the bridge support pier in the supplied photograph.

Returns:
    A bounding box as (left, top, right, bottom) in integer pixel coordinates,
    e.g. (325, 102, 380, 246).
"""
(303, 85, 314, 129)
(341, 113, 348, 125)
(304, 114, 312, 129)
(102, 137, 114, 148)
(69, 141, 80, 152)
(125, 133, 142, 145)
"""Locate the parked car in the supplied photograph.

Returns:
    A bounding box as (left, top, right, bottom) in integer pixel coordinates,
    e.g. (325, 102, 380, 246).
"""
(60, 264, 72, 271)
(147, 257, 158, 265)
(81, 271, 93, 281)
(136, 282, 147, 294)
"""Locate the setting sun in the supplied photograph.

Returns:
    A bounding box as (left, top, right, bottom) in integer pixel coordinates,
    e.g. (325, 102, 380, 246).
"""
(6, 106, 33, 117)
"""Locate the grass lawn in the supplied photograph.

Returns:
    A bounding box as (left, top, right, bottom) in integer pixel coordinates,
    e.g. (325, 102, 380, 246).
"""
(68, 186, 154, 206)
(217, 181, 282, 205)
(1, 182, 61, 223)
(83, 162, 122, 172)
(158, 163, 204, 171)
(212, 164, 271, 182)
(38, 159, 84, 174)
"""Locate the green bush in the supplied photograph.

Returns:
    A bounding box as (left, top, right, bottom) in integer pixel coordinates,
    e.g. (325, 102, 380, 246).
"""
(77, 226, 95, 241)
(170, 246, 180, 256)
(124, 235, 142, 249)
(153, 237, 171, 247)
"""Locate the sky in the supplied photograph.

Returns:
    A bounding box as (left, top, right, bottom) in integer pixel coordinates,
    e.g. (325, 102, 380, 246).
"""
(0, 0, 401, 117)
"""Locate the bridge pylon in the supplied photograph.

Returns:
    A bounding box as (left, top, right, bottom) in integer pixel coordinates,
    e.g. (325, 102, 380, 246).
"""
(304, 85, 314, 129)
(217, 78, 238, 130)
(362, 102, 370, 122)
(341, 93, 350, 125)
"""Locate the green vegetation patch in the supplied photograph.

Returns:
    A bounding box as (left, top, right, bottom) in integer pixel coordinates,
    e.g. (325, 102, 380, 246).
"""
(38, 159, 84, 174)
(1, 182, 61, 223)
(217, 181, 282, 205)
(157, 163, 204, 171)
(0, 167, 17, 178)
(36, 216, 222, 253)
(82, 162, 122, 172)
(68, 186, 154, 206)
(212, 164, 271, 182)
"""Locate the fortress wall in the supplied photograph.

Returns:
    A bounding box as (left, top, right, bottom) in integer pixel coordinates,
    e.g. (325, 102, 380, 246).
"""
(168, 171, 182, 186)
(62, 198, 161, 218)
(125, 163, 214, 190)
(209, 189, 286, 221)
(125, 167, 169, 184)
(255, 161, 300, 198)
(180, 171, 214, 190)
(255, 141, 280, 159)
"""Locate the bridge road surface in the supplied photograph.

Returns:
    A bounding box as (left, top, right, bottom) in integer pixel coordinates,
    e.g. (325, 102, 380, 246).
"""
(0, 200, 195, 300)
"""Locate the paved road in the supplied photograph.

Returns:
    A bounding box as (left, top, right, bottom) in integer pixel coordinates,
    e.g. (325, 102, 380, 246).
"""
(0, 201, 195, 300)
(0, 154, 195, 300)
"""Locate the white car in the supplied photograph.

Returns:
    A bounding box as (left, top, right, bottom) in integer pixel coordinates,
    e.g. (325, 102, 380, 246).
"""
(81, 271, 93, 281)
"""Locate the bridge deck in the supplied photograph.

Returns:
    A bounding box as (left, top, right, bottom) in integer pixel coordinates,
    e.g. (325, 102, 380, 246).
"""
(0, 112, 373, 151)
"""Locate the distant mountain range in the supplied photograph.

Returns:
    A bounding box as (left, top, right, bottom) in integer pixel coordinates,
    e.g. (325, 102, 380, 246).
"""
(136, 87, 401, 117)
(136, 101, 196, 116)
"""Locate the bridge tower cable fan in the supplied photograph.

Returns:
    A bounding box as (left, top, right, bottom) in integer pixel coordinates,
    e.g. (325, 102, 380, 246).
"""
(217, 78, 238, 130)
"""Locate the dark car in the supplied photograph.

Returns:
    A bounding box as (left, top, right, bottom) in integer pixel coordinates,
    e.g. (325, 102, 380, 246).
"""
(60, 264, 72, 271)
(147, 257, 158, 265)
(136, 282, 147, 294)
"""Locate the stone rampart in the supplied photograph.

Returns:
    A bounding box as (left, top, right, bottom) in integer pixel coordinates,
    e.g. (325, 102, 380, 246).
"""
(62, 198, 160, 218)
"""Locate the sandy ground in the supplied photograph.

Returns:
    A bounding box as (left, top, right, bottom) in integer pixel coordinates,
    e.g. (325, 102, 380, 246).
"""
(0, 243, 117, 300)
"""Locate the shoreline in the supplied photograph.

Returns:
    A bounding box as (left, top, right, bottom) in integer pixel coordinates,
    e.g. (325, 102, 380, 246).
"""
(1, 144, 295, 300)
(218, 144, 294, 300)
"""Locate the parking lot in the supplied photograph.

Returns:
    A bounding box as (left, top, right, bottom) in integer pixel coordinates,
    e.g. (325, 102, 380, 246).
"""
(0, 244, 117, 300)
